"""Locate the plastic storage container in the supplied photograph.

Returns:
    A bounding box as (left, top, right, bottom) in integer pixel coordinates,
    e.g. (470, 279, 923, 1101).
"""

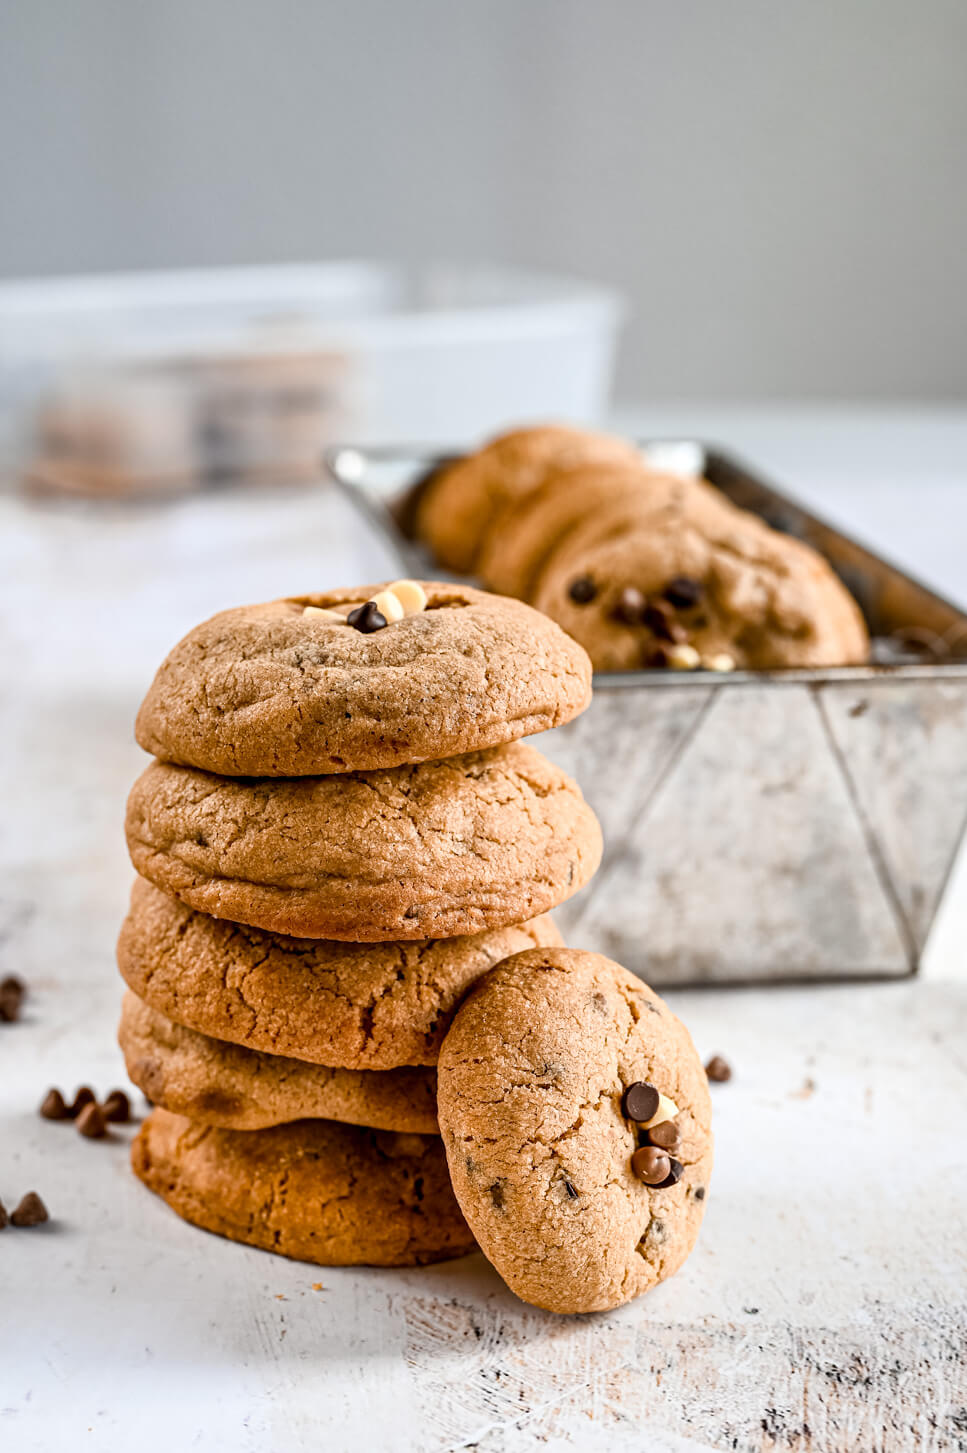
(0, 263, 624, 495)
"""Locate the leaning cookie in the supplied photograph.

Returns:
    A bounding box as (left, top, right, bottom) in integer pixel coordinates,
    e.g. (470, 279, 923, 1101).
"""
(125, 744, 601, 941)
(533, 504, 869, 672)
(414, 425, 641, 574)
(118, 878, 562, 1069)
(132, 1110, 475, 1266)
(436, 947, 713, 1314)
(135, 581, 591, 777)
(119, 992, 440, 1133)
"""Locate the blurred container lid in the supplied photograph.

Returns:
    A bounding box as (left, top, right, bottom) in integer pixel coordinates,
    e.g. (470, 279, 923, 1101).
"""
(0, 261, 626, 490)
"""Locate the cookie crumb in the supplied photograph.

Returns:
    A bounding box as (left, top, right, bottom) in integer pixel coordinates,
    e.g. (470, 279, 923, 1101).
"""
(706, 653, 736, 673)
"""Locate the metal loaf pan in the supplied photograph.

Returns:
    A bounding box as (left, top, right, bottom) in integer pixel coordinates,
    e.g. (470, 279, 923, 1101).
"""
(327, 442, 967, 986)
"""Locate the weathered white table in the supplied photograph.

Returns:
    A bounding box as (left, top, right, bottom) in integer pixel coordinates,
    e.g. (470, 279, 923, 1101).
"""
(3, 407, 966, 1453)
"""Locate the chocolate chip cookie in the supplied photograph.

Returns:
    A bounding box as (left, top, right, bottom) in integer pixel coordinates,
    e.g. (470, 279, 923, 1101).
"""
(125, 744, 601, 940)
(477, 462, 686, 600)
(118, 878, 563, 1069)
(414, 426, 641, 574)
(132, 1109, 475, 1266)
(135, 581, 592, 777)
(119, 992, 440, 1133)
(533, 499, 869, 672)
(436, 947, 713, 1313)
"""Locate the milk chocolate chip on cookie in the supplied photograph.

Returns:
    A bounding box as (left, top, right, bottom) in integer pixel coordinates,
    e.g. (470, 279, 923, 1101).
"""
(135, 581, 592, 777)
(436, 947, 713, 1314)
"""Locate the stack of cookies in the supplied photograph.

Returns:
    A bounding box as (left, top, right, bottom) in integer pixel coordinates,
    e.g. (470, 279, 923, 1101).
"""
(116, 580, 602, 1269)
(414, 423, 869, 671)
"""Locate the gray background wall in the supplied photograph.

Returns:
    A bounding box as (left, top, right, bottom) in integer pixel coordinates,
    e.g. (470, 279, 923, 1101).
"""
(1, 0, 964, 402)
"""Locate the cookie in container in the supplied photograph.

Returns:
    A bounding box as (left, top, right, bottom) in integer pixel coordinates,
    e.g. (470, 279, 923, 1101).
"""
(328, 436, 967, 986)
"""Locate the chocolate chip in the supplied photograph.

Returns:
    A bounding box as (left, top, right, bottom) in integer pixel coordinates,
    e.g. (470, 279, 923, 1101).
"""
(694, 1186, 706, 1201)
(10, 1191, 48, 1226)
(613, 586, 646, 624)
(0, 975, 25, 1022)
(40, 1088, 70, 1120)
(705, 1055, 732, 1083)
(568, 576, 597, 604)
(76, 1102, 108, 1139)
(563, 1178, 579, 1200)
(102, 1089, 131, 1123)
(663, 576, 703, 609)
(657, 1157, 684, 1188)
(644, 646, 670, 669)
(69, 1087, 96, 1118)
(623, 1081, 660, 1122)
(648, 1120, 681, 1153)
(347, 601, 388, 633)
(0, 1198, 7, 1229)
(631, 1146, 671, 1185)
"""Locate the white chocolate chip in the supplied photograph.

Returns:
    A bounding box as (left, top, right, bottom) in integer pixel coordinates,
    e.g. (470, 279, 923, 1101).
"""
(303, 605, 346, 622)
(706, 652, 736, 673)
(665, 643, 701, 671)
(389, 579, 428, 616)
(370, 589, 405, 624)
(639, 1093, 679, 1129)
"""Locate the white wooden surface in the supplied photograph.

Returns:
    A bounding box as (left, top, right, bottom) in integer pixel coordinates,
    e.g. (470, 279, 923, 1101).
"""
(2, 407, 967, 1453)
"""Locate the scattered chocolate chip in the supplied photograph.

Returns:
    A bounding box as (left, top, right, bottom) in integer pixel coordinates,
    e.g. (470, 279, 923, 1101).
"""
(694, 1186, 706, 1201)
(69, 1087, 96, 1118)
(568, 575, 597, 605)
(622, 1081, 660, 1122)
(657, 1157, 684, 1189)
(347, 601, 388, 633)
(705, 1055, 732, 1083)
(644, 646, 670, 669)
(641, 602, 673, 639)
(648, 1120, 681, 1153)
(0, 975, 25, 1022)
(76, 1102, 108, 1139)
(10, 1191, 48, 1226)
(613, 586, 646, 624)
(102, 1089, 131, 1123)
(40, 1088, 70, 1120)
(0, 1198, 7, 1229)
(663, 576, 703, 609)
(631, 1146, 671, 1185)
(563, 1178, 579, 1200)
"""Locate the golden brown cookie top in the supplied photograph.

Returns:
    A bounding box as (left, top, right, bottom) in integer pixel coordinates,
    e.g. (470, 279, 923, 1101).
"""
(414, 425, 641, 574)
(124, 744, 602, 941)
(533, 502, 870, 673)
(135, 581, 592, 777)
(117, 876, 563, 1069)
(436, 947, 713, 1314)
